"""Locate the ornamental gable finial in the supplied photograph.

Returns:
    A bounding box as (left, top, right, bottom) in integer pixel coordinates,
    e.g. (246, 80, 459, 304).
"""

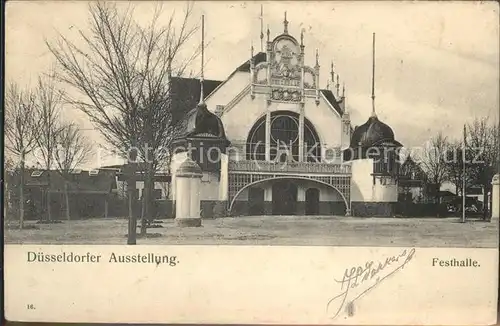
(283, 11, 289, 34)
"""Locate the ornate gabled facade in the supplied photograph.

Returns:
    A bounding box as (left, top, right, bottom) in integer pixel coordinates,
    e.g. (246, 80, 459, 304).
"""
(171, 14, 404, 218)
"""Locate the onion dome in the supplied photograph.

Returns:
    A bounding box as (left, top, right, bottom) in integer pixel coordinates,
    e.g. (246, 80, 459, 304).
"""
(180, 102, 228, 141)
(350, 115, 395, 148)
(173, 101, 230, 174)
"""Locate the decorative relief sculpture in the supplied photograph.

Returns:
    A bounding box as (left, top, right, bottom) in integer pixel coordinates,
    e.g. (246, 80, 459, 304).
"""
(254, 63, 268, 84)
(271, 88, 301, 102)
(303, 68, 316, 89)
(270, 38, 301, 86)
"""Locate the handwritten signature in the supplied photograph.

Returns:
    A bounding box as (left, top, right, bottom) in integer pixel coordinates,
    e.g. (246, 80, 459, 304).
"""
(326, 248, 416, 319)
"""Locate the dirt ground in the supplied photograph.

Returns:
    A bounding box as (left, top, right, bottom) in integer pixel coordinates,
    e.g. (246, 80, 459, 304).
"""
(4, 216, 498, 248)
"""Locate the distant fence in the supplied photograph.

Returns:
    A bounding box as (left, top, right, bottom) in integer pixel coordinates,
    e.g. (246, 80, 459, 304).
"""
(394, 202, 441, 217)
(6, 193, 175, 221)
(394, 202, 475, 217)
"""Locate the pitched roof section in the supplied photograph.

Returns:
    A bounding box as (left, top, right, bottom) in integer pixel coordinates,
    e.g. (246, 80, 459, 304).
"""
(234, 52, 267, 73)
(204, 52, 267, 103)
(399, 156, 427, 181)
(170, 55, 347, 123)
(25, 169, 117, 194)
(99, 164, 171, 181)
(320, 89, 344, 116)
(170, 77, 222, 124)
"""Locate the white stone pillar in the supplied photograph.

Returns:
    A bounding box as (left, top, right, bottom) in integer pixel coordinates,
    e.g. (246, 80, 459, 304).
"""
(298, 112, 304, 162)
(175, 157, 203, 227)
(265, 111, 271, 161)
(491, 174, 499, 222)
(175, 177, 191, 219)
(190, 177, 201, 217)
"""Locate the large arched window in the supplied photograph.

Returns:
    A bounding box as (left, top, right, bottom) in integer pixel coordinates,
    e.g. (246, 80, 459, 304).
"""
(246, 111, 321, 162)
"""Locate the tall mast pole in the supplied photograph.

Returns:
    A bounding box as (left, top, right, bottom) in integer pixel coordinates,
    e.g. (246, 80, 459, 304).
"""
(199, 15, 205, 105)
(371, 33, 377, 118)
(462, 124, 467, 223)
(260, 4, 264, 52)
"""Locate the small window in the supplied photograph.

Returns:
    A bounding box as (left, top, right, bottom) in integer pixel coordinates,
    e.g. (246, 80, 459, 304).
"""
(31, 170, 43, 177)
(89, 170, 99, 176)
(71, 169, 82, 174)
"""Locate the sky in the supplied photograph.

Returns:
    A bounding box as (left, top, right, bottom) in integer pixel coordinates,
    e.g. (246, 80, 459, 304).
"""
(5, 1, 500, 168)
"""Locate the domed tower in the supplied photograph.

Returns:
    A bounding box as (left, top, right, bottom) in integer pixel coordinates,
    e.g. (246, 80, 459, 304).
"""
(171, 15, 230, 219)
(173, 101, 230, 173)
(344, 33, 402, 217)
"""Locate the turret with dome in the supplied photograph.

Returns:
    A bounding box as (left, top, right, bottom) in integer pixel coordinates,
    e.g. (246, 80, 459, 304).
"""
(172, 16, 229, 174)
(350, 115, 396, 149)
(180, 102, 228, 140)
(344, 33, 402, 217)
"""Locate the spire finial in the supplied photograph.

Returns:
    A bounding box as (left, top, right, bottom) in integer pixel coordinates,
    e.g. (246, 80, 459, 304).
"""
(267, 24, 270, 42)
(315, 49, 319, 67)
(199, 15, 205, 105)
(336, 74, 340, 97)
(251, 40, 254, 58)
(342, 82, 345, 98)
(371, 32, 377, 117)
(300, 29, 304, 46)
(259, 4, 264, 52)
(330, 61, 334, 84)
(283, 11, 289, 33)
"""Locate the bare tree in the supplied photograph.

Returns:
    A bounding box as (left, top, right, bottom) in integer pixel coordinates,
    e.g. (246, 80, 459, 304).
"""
(34, 74, 64, 222)
(47, 2, 200, 243)
(418, 132, 450, 207)
(4, 83, 40, 228)
(466, 117, 500, 218)
(444, 140, 477, 197)
(54, 123, 93, 220)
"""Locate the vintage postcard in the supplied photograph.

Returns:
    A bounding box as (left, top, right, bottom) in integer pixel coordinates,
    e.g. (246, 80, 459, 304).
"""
(3, 1, 499, 324)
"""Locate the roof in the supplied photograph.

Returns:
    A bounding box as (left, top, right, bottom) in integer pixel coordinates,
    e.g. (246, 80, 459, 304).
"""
(399, 156, 427, 181)
(204, 52, 267, 98)
(350, 115, 397, 148)
(438, 190, 456, 197)
(320, 89, 344, 116)
(100, 163, 168, 173)
(99, 164, 172, 181)
(466, 187, 483, 195)
(170, 77, 222, 124)
(116, 173, 171, 182)
(176, 157, 203, 176)
(234, 52, 267, 73)
(25, 169, 117, 194)
(171, 53, 346, 127)
(175, 101, 228, 141)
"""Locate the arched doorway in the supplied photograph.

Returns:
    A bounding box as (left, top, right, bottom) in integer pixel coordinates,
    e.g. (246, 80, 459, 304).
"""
(272, 180, 298, 215)
(248, 187, 264, 215)
(305, 188, 320, 215)
(229, 177, 349, 216)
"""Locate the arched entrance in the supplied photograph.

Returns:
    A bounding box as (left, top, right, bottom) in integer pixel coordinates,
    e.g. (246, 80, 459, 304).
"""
(272, 179, 298, 215)
(228, 176, 350, 216)
(305, 188, 320, 215)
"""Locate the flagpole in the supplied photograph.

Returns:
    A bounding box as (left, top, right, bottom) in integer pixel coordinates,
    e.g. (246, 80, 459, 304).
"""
(462, 124, 466, 223)
(371, 33, 376, 118)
